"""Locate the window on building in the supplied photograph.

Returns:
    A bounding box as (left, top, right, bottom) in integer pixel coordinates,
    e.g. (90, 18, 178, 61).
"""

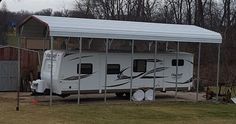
(107, 64, 120, 74)
(77, 63, 93, 74)
(133, 59, 146, 72)
(172, 59, 184, 66)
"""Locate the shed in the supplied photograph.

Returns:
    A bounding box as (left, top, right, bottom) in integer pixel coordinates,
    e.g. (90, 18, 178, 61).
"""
(0, 46, 39, 91)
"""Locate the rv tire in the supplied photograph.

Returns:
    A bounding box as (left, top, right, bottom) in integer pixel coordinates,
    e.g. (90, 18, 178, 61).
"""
(115, 92, 125, 97)
(124, 92, 130, 99)
(59, 94, 70, 98)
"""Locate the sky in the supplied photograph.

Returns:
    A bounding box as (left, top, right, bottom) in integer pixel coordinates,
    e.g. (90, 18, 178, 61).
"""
(0, 0, 75, 12)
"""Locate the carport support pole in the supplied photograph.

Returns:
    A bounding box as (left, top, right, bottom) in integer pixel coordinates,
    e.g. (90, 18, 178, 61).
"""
(43, 39, 45, 51)
(153, 41, 157, 101)
(50, 36, 54, 107)
(175, 42, 179, 101)
(130, 40, 134, 101)
(216, 44, 221, 102)
(43, 28, 48, 52)
(196, 43, 201, 102)
(104, 39, 109, 103)
(16, 36, 21, 111)
(166, 42, 168, 51)
(78, 37, 82, 104)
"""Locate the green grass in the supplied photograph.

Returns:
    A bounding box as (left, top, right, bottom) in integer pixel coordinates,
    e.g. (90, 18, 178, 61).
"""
(1, 98, 236, 124)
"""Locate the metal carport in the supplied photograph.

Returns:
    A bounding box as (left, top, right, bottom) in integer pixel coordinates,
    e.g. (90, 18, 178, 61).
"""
(17, 15, 222, 110)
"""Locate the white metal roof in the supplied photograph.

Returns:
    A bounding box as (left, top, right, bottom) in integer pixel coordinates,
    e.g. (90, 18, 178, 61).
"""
(20, 15, 222, 43)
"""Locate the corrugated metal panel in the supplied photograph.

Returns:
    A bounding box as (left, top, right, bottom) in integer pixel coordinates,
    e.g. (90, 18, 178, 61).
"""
(0, 61, 18, 91)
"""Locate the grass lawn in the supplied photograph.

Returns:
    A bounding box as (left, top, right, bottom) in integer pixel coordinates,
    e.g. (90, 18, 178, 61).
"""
(0, 97, 236, 124)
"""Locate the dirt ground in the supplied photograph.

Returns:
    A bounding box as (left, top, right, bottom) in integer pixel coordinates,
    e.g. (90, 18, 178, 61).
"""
(0, 91, 206, 105)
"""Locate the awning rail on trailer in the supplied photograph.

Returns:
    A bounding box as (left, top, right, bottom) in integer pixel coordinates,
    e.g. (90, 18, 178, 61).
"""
(18, 15, 222, 43)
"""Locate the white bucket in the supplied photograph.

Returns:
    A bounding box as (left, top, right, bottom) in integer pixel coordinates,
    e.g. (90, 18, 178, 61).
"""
(145, 89, 154, 101)
(132, 89, 144, 101)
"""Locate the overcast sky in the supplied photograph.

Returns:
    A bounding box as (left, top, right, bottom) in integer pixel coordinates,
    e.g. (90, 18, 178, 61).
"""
(0, 0, 75, 12)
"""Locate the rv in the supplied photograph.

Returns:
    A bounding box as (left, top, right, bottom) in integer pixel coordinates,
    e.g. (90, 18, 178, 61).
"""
(31, 50, 193, 98)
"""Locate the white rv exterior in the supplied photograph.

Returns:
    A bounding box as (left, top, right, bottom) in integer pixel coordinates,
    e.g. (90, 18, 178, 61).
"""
(31, 50, 193, 96)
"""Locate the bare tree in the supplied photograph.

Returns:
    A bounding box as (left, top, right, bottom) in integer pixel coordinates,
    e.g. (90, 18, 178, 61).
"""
(194, 0, 205, 27)
(53, 11, 64, 17)
(0, 1, 8, 45)
(34, 8, 53, 16)
(220, 0, 236, 27)
(185, 0, 193, 24)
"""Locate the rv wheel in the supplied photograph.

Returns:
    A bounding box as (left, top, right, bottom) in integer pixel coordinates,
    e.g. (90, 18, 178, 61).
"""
(125, 92, 130, 99)
(115, 92, 124, 98)
(59, 94, 70, 98)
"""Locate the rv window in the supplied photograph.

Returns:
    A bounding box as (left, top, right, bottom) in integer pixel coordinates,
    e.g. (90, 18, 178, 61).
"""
(172, 59, 184, 66)
(107, 64, 120, 74)
(77, 63, 93, 74)
(133, 59, 146, 72)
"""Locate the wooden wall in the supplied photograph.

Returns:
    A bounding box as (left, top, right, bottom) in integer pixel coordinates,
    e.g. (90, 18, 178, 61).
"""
(0, 46, 39, 80)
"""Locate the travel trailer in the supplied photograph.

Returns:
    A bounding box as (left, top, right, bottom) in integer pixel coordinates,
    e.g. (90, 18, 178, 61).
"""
(31, 50, 193, 98)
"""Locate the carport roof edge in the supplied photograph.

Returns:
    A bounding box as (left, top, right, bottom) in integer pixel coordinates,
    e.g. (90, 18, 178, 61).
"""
(18, 15, 222, 44)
